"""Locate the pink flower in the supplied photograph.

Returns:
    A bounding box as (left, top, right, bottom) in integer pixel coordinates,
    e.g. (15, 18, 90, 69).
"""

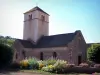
(92, 72, 97, 75)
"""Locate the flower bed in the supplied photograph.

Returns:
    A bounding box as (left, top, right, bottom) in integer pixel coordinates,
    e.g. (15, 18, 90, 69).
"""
(10, 58, 100, 74)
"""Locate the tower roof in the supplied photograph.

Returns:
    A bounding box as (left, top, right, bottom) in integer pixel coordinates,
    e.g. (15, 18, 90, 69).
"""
(24, 6, 49, 15)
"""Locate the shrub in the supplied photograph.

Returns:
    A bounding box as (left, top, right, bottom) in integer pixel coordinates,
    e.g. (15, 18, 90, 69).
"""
(87, 44, 100, 63)
(42, 66, 49, 72)
(66, 64, 75, 68)
(87, 61, 95, 67)
(94, 64, 100, 68)
(42, 65, 54, 72)
(79, 63, 89, 67)
(10, 61, 20, 69)
(20, 59, 29, 69)
(53, 60, 67, 73)
(0, 43, 13, 68)
(38, 60, 44, 69)
(28, 58, 39, 69)
(45, 59, 57, 65)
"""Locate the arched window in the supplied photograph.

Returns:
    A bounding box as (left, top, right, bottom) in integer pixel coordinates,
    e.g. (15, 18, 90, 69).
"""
(16, 53, 18, 59)
(53, 52, 57, 58)
(22, 50, 26, 59)
(40, 52, 43, 60)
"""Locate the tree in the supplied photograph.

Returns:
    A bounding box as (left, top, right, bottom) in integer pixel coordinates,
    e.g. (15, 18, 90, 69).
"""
(87, 44, 100, 63)
(0, 35, 15, 47)
(0, 43, 14, 68)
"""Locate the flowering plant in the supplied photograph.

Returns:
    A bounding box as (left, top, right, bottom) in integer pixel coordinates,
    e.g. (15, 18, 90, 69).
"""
(28, 58, 39, 69)
(38, 60, 44, 69)
(42, 65, 54, 72)
(66, 64, 75, 68)
(79, 63, 89, 67)
(94, 64, 100, 68)
(20, 59, 29, 69)
(53, 60, 67, 73)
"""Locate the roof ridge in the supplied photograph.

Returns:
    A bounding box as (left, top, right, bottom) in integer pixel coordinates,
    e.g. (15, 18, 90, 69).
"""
(44, 32, 75, 37)
(24, 6, 49, 15)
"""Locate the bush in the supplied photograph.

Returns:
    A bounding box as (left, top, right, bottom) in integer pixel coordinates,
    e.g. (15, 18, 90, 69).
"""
(20, 58, 39, 70)
(28, 58, 39, 69)
(10, 61, 20, 69)
(45, 59, 57, 66)
(94, 64, 100, 68)
(87, 44, 100, 63)
(20, 59, 29, 69)
(66, 64, 75, 68)
(0, 43, 13, 68)
(79, 63, 89, 67)
(87, 61, 95, 67)
(38, 60, 44, 69)
(53, 60, 67, 73)
(42, 65, 54, 72)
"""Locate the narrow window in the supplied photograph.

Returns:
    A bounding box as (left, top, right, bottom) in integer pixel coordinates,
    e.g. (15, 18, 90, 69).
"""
(16, 53, 18, 59)
(29, 14, 32, 20)
(53, 52, 57, 58)
(41, 15, 45, 21)
(40, 52, 43, 60)
(22, 50, 26, 59)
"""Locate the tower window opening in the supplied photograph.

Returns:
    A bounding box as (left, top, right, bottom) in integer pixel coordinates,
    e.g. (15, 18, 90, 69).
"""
(29, 14, 32, 20)
(41, 15, 45, 21)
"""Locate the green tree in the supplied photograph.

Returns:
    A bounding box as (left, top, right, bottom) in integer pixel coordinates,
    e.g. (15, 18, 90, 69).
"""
(87, 44, 100, 63)
(0, 43, 14, 68)
(0, 35, 15, 47)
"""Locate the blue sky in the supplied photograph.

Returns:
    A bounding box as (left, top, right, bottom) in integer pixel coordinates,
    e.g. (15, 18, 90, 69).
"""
(0, 0, 100, 43)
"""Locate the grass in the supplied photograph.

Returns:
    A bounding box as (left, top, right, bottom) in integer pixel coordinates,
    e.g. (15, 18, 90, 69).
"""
(1, 69, 100, 75)
(20, 70, 100, 75)
(21, 70, 54, 75)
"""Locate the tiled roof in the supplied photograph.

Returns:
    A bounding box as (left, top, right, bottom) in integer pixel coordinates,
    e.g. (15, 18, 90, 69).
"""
(17, 31, 77, 48)
(17, 39, 34, 48)
(24, 6, 49, 15)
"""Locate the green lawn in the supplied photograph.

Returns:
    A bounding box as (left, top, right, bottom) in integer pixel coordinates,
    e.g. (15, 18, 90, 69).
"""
(0, 70, 99, 75)
(20, 70, 99, 75)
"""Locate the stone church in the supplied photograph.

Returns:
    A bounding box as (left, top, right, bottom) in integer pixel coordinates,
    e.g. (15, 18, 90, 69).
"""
(13, 6, 87, 65)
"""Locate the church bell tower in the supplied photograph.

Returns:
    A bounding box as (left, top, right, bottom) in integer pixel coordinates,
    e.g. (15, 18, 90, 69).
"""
(23, 6, 49, 43)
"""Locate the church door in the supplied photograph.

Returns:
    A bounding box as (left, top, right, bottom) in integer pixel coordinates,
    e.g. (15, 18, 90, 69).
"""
(78, 55, 82, 65)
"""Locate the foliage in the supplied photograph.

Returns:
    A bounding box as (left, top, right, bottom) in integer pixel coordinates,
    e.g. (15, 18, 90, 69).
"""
(0, 43, 14, 68)
(39, 59, 67, 73)
(79, 63, 89, 67)
(28, 58, 39, 69)
(66, 64, 75, 68)
(87, 60, 95, 67)
(94, 64, 100, 68)
(38, 60, 44, 69)
(20, 58, 39, 69)
(10, 61, 20, 69)
(43, 59, 57, 66)
(53, 60, 67, 73)
(42, 65, 54, 72)
(20, 59, 29, 69)
(0, 35, 15, 47)
(87, 44, 100, 63)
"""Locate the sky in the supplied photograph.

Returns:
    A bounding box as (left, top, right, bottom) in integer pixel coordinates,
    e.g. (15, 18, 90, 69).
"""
(0, 0, 100, 43)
